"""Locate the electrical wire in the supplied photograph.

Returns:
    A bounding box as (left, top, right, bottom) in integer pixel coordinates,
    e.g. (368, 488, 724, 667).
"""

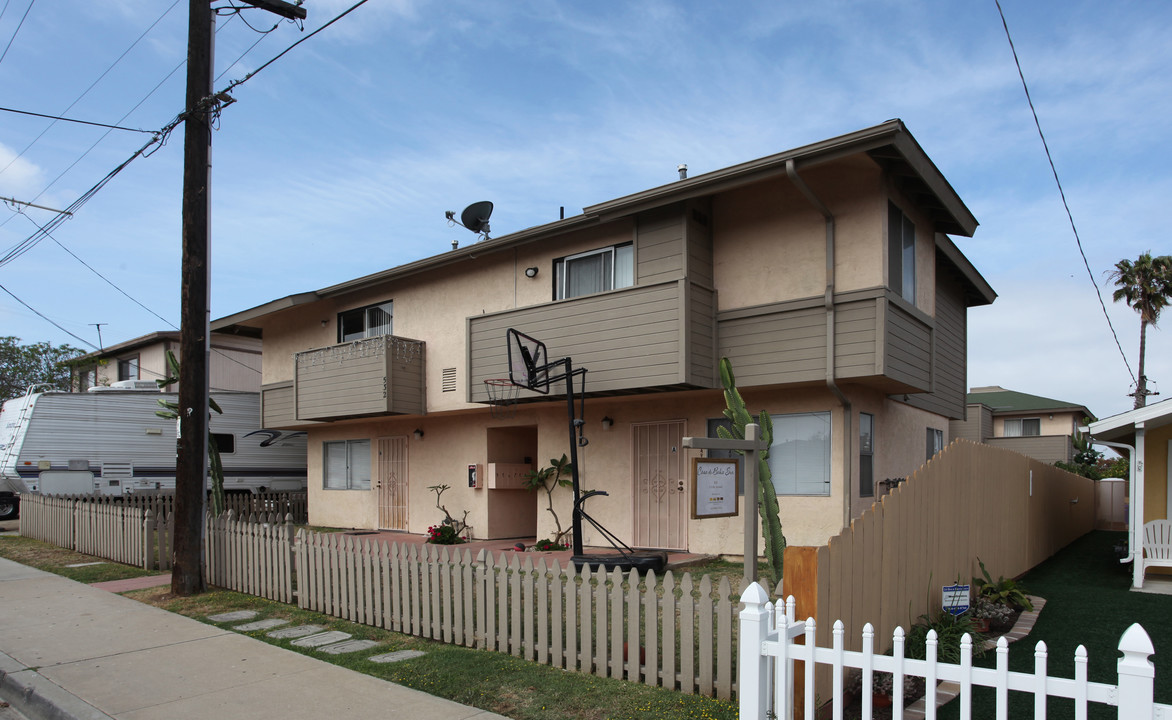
(0, 0, 180, 178)
(0, 106, 154, 134)
(994, 0, 1135, 385)
(0, 0, 33, 68)
(0, 281, 99, 349)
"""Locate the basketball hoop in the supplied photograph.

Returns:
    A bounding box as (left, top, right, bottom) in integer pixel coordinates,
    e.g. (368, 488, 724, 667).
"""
(483, 378, 519, 419)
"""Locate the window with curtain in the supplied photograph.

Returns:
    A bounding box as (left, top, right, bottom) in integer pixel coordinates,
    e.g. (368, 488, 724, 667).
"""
(1003, 418, 1041, 437)
(338, 300, 393, 342)
(323, 439, 371, 490)
(554, 243, 634, 300)
(769, 411, 832, 496)
(118, 356, 139, 381)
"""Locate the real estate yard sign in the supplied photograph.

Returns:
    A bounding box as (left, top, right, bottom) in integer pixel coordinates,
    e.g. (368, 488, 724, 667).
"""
(692, 458, 738, 519)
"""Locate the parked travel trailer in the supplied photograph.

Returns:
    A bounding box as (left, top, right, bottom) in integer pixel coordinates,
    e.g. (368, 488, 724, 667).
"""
(0, 387, 308, 519)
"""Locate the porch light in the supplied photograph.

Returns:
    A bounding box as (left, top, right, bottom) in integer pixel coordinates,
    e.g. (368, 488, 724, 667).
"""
(525, 266, 539, 278)
(601, 416, 613, 430)
(413, 429, 424, 440)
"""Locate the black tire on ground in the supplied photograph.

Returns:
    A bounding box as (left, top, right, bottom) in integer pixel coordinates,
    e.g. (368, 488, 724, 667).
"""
(0, 497, 18, 521)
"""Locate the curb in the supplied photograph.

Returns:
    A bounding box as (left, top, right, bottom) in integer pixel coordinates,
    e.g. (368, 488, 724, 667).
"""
(0, 651, 113, 720)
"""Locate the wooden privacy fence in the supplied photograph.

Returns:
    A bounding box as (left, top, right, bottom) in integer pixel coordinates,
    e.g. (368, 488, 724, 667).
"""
(290, 531, 745, 698)
(800, 440, 1095, 661)
(738, 585, 1171, 720)
(21, 494, 172, 570)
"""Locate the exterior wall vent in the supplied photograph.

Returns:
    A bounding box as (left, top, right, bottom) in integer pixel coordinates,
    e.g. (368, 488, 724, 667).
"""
(442, 367, 457, 392)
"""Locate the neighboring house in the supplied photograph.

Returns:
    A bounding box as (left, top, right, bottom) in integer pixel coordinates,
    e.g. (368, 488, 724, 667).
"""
(949, 386, 1095, 465)
(212, 120, 996, 556)
(70, 331, 263, 393)
(1087, 399, 1172, 588)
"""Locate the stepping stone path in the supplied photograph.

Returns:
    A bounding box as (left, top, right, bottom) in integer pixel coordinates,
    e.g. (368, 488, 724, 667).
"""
(369, 650, 426, 664)
(319, 639, 381, 655)
(234, 618, 290, 632)
(291, 631, 353, 648)
(208, 610, 259, 623)
(268, 624, 326, 639)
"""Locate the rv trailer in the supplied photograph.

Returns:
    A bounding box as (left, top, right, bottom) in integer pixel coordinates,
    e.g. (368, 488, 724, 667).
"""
(0, 387, 308, 519)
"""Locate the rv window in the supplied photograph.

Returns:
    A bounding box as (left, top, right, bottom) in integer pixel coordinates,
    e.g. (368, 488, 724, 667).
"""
(212, 433, 235, 454)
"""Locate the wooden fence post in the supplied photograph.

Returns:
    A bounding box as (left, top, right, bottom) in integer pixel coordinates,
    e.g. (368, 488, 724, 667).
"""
(738, 582, 771, 720)
(143, 509, 155, 570)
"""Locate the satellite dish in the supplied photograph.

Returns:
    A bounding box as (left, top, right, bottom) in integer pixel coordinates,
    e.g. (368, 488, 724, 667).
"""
(460, 201, 493, 236)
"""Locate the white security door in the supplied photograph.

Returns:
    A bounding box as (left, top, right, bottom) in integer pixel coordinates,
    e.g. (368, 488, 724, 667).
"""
(632, 420, 688, 550)
(376, 436, 408, 531)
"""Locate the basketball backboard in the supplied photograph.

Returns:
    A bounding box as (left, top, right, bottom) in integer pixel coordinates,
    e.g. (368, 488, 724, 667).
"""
(506, 328, 550, 393)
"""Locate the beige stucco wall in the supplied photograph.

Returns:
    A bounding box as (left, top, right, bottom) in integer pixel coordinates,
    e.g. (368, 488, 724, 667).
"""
(711, 157, 886, 312)
(1143, 424, 1172, 523)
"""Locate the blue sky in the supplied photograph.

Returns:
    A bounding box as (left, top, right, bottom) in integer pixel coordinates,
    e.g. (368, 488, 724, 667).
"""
(1, 0, 1168, 422)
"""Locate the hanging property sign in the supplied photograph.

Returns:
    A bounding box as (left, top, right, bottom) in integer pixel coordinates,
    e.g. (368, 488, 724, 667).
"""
(691, 458, 739, 519)
(942, 583, 970, 616)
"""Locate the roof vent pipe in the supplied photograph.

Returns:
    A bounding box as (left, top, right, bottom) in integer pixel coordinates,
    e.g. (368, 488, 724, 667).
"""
(678, 164, 688, 180)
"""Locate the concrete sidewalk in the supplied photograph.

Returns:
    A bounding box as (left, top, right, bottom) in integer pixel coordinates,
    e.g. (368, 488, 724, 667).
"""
(0, 558, 508, 720)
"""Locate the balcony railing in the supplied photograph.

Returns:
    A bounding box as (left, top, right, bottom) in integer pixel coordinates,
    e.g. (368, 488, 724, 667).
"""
(293, 335, 425, 421)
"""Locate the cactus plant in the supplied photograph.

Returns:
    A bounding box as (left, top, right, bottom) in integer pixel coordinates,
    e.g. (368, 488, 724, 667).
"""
(716, 357, 786, 594)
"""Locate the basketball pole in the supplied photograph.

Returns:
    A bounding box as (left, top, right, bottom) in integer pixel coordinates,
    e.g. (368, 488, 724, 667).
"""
(561, 359, 585, 556)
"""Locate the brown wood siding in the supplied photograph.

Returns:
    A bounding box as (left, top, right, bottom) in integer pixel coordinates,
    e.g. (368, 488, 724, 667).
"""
(685, 201, 714, 289)
(636, 208, 684, 285)
(987, 435, 1074, 464)
(901, 261, 969, 419)
(261, 382, 297, 428)
(719, 306, 829, 387)
(833, 300, 878, 379)
(686, 283, 716, 385)
(468, 280, 708, 401)
(882, 300, 932, 391)
(294, 337, 425, 421)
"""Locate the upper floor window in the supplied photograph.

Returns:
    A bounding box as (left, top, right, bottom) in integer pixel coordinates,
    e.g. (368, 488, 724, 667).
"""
(339, 300, 393, 343)
(554, 243, 634, 300)
(888, 202, 916, 304)
(118, 356, 139, 381)
(1004, 418, 1041, 437)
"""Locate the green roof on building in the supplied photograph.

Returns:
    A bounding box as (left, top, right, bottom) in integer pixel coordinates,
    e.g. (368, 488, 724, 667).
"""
(966, 386, 1095, 421)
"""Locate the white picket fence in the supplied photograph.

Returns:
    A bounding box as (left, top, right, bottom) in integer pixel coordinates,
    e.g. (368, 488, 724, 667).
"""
(738, 582, 1171, 720)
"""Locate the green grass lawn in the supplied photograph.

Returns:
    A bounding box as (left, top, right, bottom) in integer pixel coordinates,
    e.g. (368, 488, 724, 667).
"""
(937, 530, 1171, 719)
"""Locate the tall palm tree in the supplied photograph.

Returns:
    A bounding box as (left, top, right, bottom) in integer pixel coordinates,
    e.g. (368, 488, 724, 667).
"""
(1107, 252, 1172, 408)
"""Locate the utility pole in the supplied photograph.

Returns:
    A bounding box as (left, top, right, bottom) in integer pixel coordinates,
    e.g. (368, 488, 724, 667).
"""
(173, 0, 306, 597)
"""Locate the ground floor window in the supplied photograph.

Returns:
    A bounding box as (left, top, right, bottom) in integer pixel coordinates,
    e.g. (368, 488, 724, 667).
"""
(324, 439, 371, 490)
(769, 411, 832, 496)
(860, 413, 874, 497)
(927, 427, 944, 459)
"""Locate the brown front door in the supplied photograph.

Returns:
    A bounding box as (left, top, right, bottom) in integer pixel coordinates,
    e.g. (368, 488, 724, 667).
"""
(632, 420, 687, 550)
(376, 436, 408, 530)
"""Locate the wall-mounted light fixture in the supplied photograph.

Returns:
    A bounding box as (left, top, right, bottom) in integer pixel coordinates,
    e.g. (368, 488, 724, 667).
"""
(413, 429, 424, 440)
(321, 319, 328, 327)
(524, 266, 539, 278)
(601, 416, 613, 430)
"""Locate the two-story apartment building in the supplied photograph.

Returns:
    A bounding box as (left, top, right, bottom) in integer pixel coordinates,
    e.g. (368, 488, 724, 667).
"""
(949, 386, 1095, 465)
(212, 120, 995, 556)
(70, 331, 262, 393)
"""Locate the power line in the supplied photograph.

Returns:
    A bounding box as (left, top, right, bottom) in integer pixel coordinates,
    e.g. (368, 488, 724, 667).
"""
(994, 0, 1135, 385)
(0, 0, 33, 68)
(0, 281, 98, 349)
(0, 0, 180, 178)
(0, 106, 155, 134)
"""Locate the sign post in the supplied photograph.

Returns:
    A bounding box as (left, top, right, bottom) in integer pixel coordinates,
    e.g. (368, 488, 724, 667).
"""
(683, 423, 768, 583)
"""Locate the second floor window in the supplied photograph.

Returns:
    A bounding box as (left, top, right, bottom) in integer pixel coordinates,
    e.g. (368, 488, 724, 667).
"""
(888, 201, 916, 304)
(118, 356, 139, 381)
(555, 243, 634, 300)
(339, 300, 393, 343)
(1004, 418, 1041, 437)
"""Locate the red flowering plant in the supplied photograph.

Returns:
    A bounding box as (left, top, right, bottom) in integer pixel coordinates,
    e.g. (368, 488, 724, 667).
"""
(532, 538, 568, 552)
(426, 524, 464, 545)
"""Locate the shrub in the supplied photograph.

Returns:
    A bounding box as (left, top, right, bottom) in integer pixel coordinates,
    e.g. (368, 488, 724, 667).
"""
(533, 538, 568, 552)
(973, 558, 1033, 611)
(426, 524, 465, 545)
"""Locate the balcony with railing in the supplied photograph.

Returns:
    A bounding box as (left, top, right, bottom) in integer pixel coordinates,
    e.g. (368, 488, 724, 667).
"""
(291, 335, 425, 421)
